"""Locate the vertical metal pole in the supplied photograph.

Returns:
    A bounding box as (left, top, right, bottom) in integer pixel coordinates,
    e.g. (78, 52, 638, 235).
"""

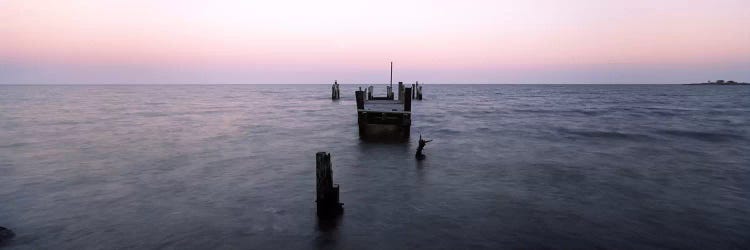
(390, 61, 393, 89)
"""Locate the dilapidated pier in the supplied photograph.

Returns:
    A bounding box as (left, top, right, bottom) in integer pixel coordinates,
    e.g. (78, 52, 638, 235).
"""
(356, 85, 412, 140)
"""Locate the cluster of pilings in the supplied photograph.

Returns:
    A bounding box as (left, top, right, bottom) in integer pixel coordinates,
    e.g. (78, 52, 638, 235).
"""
(365, 85, 395, 100)
(359, 86, 374, 101)
(412, 82, 423, 100)
(316, 152, 343, 217)
(331, 81, 340, 100)
(330, 81, 420, 101)
(396, 81, 424, 101)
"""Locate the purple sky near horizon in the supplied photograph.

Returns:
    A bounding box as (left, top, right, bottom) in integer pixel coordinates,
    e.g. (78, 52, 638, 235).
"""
(1, 0, 749, 84)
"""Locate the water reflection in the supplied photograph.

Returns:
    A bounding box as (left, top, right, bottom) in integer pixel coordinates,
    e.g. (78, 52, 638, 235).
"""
(315, 215, 342, 249)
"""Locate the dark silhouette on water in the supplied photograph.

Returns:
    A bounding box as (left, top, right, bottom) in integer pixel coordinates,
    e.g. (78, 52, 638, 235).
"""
(315, 152, 343, 218)
(0, 226, 14, 244)
(356, 87, 412, 141)
(686, 79, 749, 85)
(415, 134, 432, 160)
(331, 81, 340, 100)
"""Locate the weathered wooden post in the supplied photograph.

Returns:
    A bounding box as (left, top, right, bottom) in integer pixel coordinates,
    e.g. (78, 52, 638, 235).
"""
(416, 83, 422, 100)
(355, 91, 365, 110)
(402, 87, 412, 139)
(412, 83, 416, 99)
(398, 82, 404, 101)
(355, 90, 366, 136)
(368, 86, 374, 100)
(316, 152, 343, 217)
(331, 81, 340, 100)
(387, 85, 393, 100)
(404, 87, 412, 112)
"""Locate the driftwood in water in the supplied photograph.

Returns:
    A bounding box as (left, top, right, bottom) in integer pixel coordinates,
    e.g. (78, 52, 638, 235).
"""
(415, 134, 432, 160)
(316, 152, 343, 217)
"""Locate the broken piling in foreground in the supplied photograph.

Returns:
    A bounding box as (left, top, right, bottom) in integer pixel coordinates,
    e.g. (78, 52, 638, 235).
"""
(315, 152, 343, 217)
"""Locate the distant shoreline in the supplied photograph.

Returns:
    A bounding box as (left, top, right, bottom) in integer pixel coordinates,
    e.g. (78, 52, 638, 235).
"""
(2, 83, 749, 86)
(685, 83, 749, 85)
(685, 80, 749, 85)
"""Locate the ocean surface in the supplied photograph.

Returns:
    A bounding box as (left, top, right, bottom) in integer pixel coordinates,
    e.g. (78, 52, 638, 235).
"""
(0, 84, 748, 249)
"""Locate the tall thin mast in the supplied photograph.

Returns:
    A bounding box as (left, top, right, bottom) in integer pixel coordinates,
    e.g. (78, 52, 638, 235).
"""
(390, 61, 393, 88)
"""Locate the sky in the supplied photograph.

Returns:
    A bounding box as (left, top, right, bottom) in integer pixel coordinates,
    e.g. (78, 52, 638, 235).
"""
(1, 0, 748, 84)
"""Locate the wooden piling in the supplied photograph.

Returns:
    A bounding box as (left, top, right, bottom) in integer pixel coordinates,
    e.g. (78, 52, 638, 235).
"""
(355, 91, 365, 110)
(398, 82, 404, 101)
(402, 87, 412, 140)
(331, 82, 336, 100)
(316, 152, 343, 217)
(404, 87, 412, 112)
(355, 90, 366, 136)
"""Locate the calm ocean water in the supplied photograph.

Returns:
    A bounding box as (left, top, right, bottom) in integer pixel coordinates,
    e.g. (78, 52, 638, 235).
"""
(0, 84, 748, 249)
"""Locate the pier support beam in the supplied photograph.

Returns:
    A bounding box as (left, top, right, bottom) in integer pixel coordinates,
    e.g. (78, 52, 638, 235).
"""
(404, 87, 412, 112)
(355, 91, 366, 137)
(316, 152, 343, 217)
(402, 87, 412, 139)
(355, 91, 365, 110)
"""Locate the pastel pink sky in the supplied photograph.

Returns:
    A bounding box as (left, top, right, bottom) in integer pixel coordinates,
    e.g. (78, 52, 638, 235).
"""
(1, 0, 749, 84)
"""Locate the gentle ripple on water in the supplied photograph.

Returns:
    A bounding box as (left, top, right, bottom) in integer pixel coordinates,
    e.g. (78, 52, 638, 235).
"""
(0, 84, 749, 249)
